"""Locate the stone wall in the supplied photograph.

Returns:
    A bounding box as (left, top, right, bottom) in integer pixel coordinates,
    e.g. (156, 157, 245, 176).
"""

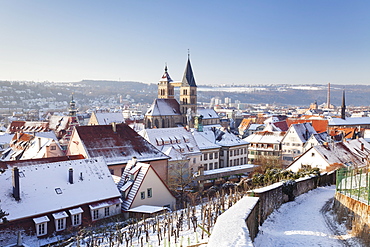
(334, 192, 370, 245)
(209, 172, 336, 245)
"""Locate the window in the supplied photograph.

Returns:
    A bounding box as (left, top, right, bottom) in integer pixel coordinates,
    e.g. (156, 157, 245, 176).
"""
(37, 223, 46, 236)
(215, 162, 218, 169)
(209, 153, 213, 159)
(209, 163, 213, 170)
(204, 153, 208, 160)
(215, 152, 218, 159)
(93, 210, 99, 220)
(230, 150, 233, 157)
(147, 188, 152, 198)
(104, 207, 110, 217)
(311, 152, 315, 157)
(72, 214, 81, 226)
(141, 191, 145, 200)
(56, 218, 65, 231)
(50, 145, 56, 150)
(109, 169, 114, 175)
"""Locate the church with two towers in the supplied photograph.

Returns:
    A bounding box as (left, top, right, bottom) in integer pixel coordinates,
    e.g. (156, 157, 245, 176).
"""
(145, 57, 198, 129)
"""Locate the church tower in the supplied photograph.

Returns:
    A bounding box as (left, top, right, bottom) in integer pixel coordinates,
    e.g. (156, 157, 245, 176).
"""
(180, 56, 197, 124)
(69, 94, 77, 117)
(158, 65, 174, 99)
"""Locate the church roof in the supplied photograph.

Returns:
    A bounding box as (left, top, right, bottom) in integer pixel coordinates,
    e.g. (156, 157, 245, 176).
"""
(145, 98, 182, 116)
(160, 65, 173, 83)
(181, 58, 197, 87)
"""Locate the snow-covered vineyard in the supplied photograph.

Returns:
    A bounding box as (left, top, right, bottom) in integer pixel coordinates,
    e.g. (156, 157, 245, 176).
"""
(1, 189, 247, 247)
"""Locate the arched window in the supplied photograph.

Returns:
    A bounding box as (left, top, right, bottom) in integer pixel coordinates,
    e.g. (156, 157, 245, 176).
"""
(154, 119, 159, 128)
(147, 119, 151, 129)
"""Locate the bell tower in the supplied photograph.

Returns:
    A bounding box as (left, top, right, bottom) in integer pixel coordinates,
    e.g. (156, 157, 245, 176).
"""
(180, 55, 197, 123)
(158, 65, 174, 99)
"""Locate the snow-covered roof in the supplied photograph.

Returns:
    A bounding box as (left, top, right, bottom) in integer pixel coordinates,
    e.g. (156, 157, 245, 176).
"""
(94, 112, 125, 125)
(0, 157, 121, 222)
(73, 124, 168, 165)
(313, 138, 370, 167)
(213, 127, 249, 147)
(127, 205, 168, 214)
(191, 129, 221, 150)
(310, 132, 329, 144)
(203, 164, 256, 176)
(328, 117, 370, 126)
(139, 127, 201, 161)
(290, 138, 370, 169)
(118, 161, 151, 211)
(145, 99, 181, 116)
(291, 122, 317, 143)
(244, 131, 285, 144)
(248, 124, 265, 131)
(48, 115, 70, 133)
(1, 133, 63, 161)
(197, 108, 219, 119)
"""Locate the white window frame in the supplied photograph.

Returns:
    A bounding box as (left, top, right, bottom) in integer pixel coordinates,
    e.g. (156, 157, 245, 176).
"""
(104, 207, 110, 217)
(56, 218, 66, 231)
(37, 222, 47, 236)
(72, 214, 81, 226)
(33, 216, 50, 237)
(92, 209, 99, 220)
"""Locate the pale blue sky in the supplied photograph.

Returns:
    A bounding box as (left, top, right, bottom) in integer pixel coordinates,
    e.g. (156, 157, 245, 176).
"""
(0, 1, 369, 85)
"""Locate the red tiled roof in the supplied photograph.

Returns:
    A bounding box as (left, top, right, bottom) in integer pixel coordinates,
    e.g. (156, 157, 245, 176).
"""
(7, 121, 49, 133)
(273, 121, 289, 131)
(74, 124, 168, 164)
(0, 155, 84, 169)
(286, 119, 328, 133)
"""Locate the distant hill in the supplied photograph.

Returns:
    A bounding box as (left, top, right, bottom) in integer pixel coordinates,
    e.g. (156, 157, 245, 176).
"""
(0, 80, 369, 110)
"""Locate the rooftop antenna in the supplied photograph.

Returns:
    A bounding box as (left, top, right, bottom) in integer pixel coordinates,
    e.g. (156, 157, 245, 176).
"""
(188, 49, 190, 59)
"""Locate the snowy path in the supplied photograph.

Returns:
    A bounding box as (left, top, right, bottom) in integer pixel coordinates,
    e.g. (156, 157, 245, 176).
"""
(254, 186, 360, 247)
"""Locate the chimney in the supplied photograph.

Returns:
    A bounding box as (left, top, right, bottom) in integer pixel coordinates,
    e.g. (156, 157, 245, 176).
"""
(112, 122, 117, 133)
(38, 137, 42, 150)
(341, 89, 346, 120)
(327, 83, 331, 109)
(12, 166, 20, 201)
(132, 156, 137, 165)
(69, 167, 73, 184)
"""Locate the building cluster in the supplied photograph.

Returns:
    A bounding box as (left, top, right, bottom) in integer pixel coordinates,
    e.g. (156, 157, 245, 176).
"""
(1, 58, 370, 241)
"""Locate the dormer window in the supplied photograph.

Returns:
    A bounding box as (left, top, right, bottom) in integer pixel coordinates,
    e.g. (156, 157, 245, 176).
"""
(156, 138, 163, 146)
(163, 138, 170, 145)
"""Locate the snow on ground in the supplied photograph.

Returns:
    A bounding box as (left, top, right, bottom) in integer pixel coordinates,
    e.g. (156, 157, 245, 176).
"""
(254, 186, 362, 247)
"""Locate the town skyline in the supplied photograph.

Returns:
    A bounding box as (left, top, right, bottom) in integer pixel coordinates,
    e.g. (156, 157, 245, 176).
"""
(1, 1, 369, 85)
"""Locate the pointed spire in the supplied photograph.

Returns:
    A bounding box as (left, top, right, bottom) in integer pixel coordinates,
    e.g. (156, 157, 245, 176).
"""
(341, 89, 346, 120)
(181, 56, 197, 87)
(160, 64, 172, 82)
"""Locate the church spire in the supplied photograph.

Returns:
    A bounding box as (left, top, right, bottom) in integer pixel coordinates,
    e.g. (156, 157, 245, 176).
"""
(181, 56, 197, 87)
(160, 64, 173, 83)
(341, 89, 346, 120)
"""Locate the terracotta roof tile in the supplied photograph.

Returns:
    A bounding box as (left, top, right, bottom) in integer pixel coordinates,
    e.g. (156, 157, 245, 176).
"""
(75, 124, 168, 164)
